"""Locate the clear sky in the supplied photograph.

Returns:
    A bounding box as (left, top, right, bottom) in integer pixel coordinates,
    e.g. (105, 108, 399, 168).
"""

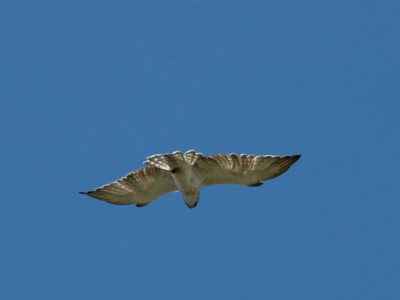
(1, 1, 399, 299)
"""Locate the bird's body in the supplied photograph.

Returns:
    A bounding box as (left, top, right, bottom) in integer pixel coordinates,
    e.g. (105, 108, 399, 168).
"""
(80, 150, 301, 208)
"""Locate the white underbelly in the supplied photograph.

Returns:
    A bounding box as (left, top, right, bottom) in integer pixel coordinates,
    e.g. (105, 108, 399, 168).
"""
(171, 169, 201, 192)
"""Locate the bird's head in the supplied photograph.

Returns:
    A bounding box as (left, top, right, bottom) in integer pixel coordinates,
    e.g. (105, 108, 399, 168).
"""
(183, 190, 200, 209)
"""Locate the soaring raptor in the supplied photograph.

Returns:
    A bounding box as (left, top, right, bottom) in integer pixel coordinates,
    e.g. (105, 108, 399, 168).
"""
(80, 150, 301, 208)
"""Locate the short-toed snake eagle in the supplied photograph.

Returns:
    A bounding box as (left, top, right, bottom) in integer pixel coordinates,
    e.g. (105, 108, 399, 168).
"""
(80, 150, 301, 208)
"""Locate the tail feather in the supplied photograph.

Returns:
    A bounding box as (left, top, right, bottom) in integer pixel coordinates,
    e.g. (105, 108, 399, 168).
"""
(144, 150, 203, 170)
(184, 150, 203, 166)
(144, 154, 171, 170)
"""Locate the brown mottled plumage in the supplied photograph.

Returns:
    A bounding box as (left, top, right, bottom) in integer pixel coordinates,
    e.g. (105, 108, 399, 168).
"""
(80, 150, 301, 209)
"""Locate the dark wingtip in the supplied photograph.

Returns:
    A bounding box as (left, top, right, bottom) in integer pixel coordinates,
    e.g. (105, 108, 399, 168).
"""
(293, 154, 301, 161)
(79, 191, 88, 195)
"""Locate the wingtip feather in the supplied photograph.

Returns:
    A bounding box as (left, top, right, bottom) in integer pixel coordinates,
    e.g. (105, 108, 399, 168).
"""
(292, 154, 301, 161)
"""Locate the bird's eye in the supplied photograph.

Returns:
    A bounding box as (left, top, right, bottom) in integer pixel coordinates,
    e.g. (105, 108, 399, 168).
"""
(170, 168, 179, 173)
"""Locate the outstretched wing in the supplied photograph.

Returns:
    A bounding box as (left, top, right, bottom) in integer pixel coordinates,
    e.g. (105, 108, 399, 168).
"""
(80, 166, 178, 206)
(194, 153, 301, 187)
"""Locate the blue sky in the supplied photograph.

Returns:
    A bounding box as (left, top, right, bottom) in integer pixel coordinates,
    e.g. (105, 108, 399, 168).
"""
(1, 0, 399, 299)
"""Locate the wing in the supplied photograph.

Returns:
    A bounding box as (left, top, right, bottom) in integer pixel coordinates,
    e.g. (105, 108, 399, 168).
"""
(193, 153, 301, 187)
(80, 166, 178, 206)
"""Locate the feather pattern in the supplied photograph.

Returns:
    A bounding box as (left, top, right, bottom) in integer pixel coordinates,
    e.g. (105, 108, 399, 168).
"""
(80, 166, 177, 206)
(80, 150, 301, 208)
(193, 153, 301, 186)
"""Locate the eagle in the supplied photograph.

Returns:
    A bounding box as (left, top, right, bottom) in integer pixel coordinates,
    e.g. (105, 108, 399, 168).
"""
(80, 150, 301, 208)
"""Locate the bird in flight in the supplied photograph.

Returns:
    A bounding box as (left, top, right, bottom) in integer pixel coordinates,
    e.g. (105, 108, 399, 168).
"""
(80, 150, 301, 208)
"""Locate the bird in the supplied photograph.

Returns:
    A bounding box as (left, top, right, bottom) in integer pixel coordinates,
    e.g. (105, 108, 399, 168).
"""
(80, 150, 301, 209)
